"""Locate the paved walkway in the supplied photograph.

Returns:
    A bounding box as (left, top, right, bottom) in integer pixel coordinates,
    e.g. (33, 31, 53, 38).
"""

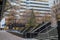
(0, 31, 38, 40)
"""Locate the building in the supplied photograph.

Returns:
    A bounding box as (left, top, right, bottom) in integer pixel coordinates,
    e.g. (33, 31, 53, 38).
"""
(5, 0, 51, 24)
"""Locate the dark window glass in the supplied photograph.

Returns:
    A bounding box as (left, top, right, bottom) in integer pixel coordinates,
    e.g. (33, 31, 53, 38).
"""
(0, 0, 3, 11)
(54, 1, 55, 4)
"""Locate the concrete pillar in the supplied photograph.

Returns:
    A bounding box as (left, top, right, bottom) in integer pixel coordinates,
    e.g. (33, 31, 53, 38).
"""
(51, 7, 57, 27)
(49, 0, 57, 27)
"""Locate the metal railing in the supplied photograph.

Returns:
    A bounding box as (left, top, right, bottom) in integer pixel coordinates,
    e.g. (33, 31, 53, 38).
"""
(31, 21, 50, 32)
(36, 26, 58, 40)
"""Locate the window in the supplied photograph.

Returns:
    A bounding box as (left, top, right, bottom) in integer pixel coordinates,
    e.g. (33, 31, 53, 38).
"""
(0, 0, 3, 19)
(53, 0, 55, 4)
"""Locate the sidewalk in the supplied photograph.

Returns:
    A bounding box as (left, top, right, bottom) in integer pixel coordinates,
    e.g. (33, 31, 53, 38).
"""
(0, 31, 38, 40)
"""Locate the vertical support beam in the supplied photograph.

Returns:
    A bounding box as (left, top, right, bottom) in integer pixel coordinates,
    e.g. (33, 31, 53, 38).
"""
(0, 0, 6, 21)
(51, 5, 60, 40)
(51, 7, 57, 27)
(56, 4, 60, 40)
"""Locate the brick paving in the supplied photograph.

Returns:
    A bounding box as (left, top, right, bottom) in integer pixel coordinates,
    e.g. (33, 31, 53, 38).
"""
(0, 31, 38, 40)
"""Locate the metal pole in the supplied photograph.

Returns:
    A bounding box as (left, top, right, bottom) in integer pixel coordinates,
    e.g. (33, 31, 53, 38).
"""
(0, 0, 7, 21)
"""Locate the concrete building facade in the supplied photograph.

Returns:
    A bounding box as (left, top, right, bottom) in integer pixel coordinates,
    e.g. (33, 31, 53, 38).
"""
(5, 0, 51, 24)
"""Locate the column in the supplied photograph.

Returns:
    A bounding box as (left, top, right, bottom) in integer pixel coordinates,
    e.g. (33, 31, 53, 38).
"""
(51, 7, 57, 27)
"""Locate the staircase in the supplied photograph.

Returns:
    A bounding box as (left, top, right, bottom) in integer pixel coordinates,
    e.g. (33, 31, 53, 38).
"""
(36, 27, 58, 40)
(6, 20, 59, 39)
(35, 21, 59, 40)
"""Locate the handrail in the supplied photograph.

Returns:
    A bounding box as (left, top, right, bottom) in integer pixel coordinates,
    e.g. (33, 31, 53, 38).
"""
(39, 25, 51, 33)
(38, 27, 57, 34)
(45, 27, 57, 33)
(32, 21, 50, 32)
(36, 27, 58, 40)
(29, 24, 41, 32)
(22, 26, 32, 33)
